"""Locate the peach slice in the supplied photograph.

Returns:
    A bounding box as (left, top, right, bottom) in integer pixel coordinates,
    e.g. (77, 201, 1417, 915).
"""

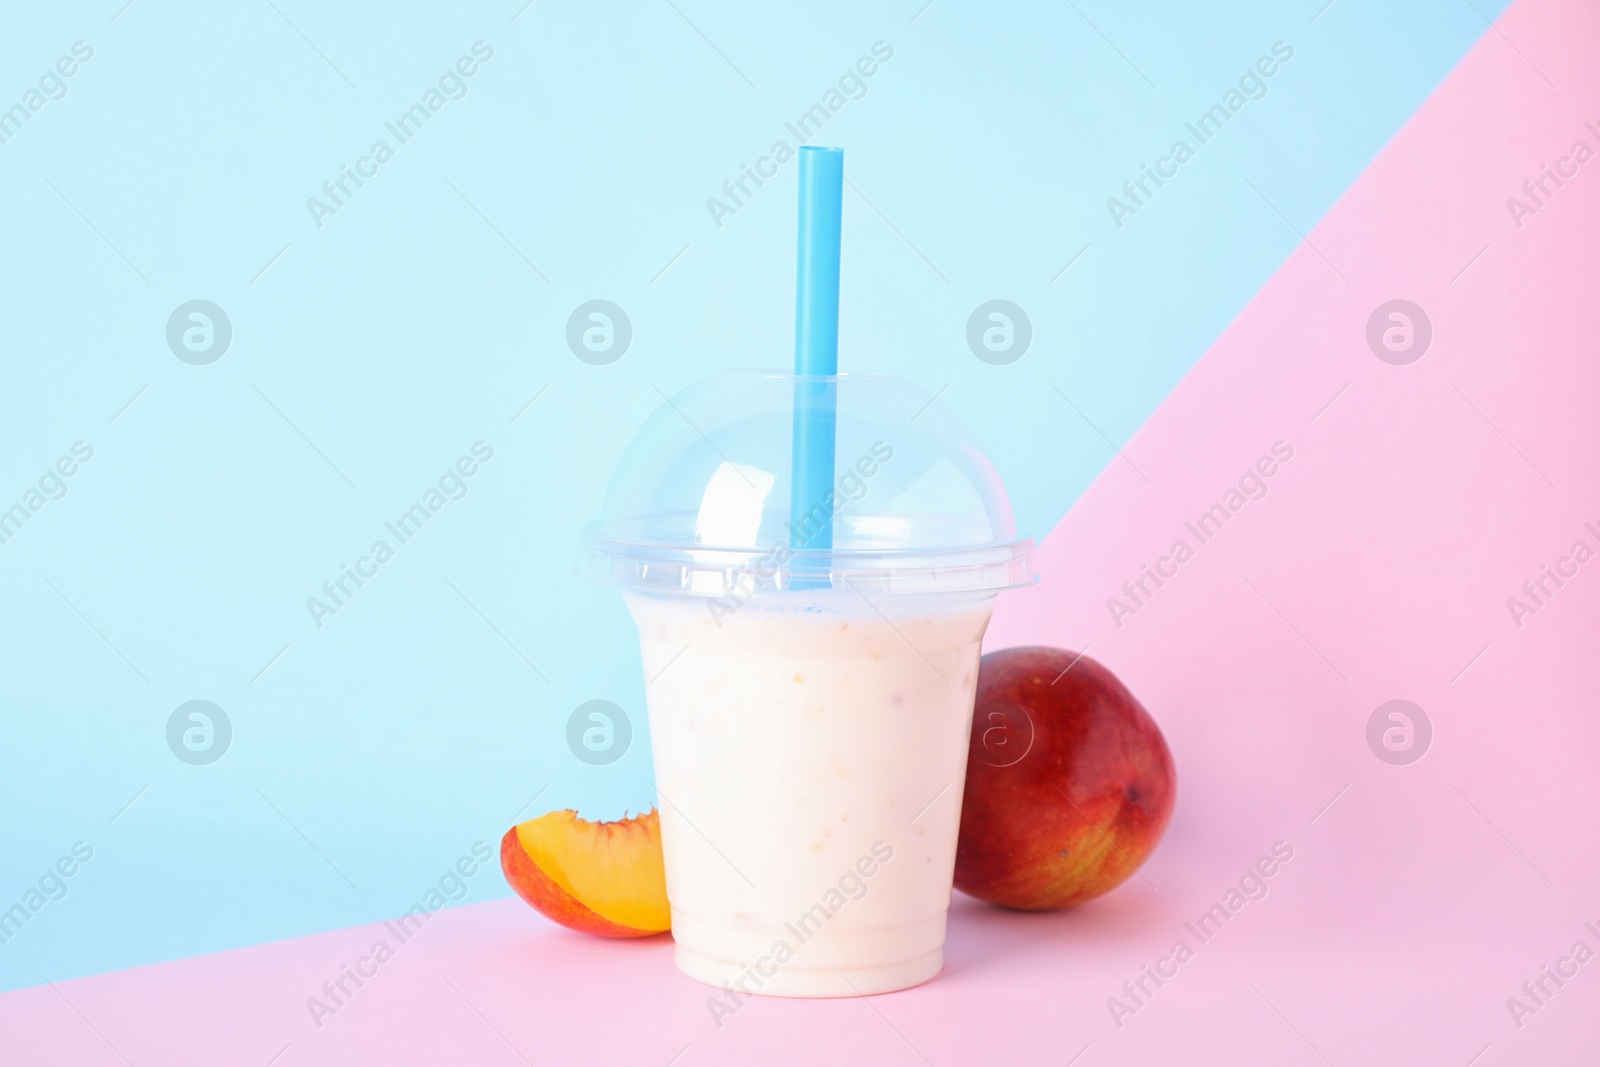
(500, 809, 670, 938)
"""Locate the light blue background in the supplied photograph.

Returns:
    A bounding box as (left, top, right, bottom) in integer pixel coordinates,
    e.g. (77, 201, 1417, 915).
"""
(0, 0, 1503, 990)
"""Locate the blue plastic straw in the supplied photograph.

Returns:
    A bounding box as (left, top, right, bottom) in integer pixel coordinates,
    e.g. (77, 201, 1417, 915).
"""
(789, 147, 843, 588)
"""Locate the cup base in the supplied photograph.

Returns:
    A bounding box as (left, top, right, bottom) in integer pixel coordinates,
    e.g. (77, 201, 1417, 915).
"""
(674, 943, 943, 998)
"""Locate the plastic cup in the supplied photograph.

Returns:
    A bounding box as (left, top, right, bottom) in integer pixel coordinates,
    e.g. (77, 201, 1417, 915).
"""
(581, 371, 1032, 997)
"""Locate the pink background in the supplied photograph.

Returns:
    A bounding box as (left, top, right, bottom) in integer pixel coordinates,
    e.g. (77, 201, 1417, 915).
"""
(8, 0, 1598, 1061)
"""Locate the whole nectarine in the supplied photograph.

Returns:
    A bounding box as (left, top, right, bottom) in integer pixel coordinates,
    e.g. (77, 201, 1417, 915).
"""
(955, 647, 1174, 909)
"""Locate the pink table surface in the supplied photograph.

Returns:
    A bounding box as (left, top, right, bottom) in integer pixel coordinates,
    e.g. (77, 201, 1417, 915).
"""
(9, 0, 1599, 1062)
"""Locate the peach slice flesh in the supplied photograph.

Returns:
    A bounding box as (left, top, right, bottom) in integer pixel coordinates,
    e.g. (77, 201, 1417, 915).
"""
(501, 809, 669, 938)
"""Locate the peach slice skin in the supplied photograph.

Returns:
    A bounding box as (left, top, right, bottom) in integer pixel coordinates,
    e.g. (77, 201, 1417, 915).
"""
(500, 809, 669, 939)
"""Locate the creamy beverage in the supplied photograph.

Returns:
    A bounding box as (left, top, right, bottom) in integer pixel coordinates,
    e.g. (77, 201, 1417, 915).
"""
(629, 592, 994, 997)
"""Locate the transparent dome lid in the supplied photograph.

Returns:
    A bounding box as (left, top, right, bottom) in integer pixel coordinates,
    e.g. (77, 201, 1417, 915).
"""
(580, 371, 1034, 598)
